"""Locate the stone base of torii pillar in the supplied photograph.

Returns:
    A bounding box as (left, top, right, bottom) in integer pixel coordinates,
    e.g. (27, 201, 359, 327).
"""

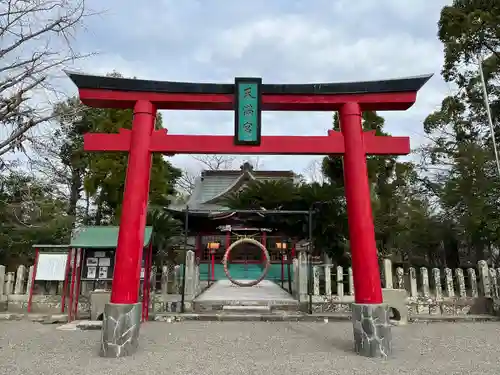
(100, 302, 142, 358)
(352, 303, 392, 359)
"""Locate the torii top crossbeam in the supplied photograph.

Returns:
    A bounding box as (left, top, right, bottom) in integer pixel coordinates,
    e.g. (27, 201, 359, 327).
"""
(68, 72, 431, 111)
(67, 72, 432, 156)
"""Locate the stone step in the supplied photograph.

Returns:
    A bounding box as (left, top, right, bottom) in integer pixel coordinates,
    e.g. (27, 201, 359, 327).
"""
(222, 305, 271, 313)
(193, 300, 299, 312)
(155, 311, 310, 322)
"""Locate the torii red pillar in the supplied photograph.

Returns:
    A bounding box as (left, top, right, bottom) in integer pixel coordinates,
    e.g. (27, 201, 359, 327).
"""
(340, 102, 382, 304)
(98, 100, 156, 358)
(111, 100, 155, 304)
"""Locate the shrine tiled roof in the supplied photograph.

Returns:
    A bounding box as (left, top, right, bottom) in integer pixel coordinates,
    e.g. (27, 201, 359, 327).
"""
(168, 162, 295, 212)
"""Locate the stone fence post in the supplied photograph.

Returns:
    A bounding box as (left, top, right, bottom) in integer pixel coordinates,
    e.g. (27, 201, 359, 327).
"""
(0, 265, 5, 311)
(25, 266, 34, 295)
(5, 272, 14, 295)
(183, 250, 196, 307)
(478, 260, 491, 298)
(161, 265, 168, 295)
(297, 249, 308, 302)
(14, 265, 26, 294)
(382, 259, 393, 289)
(0, 265, 5, 297)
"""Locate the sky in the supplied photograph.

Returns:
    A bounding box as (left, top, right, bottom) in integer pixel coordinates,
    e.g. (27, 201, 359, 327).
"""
(63, 0, 454, 176)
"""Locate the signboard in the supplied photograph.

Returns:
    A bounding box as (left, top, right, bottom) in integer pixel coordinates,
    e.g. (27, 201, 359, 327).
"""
(234, 77, 262, 145)
(81, 249, 146, 280)
(35, 253, 68, 281)
(82, 249, 115, 280)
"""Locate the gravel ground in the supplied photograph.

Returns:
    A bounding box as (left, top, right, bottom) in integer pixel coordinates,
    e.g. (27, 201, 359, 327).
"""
(0, 320, 499, 375)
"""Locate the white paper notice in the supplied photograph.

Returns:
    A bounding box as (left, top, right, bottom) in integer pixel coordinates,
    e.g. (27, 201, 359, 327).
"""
(98, 266, 108, 279)
(87, 266, 97, 279)
(98, 258, 111, 266)
(86, 257, 98, 266)
(35, 253, 68, 281)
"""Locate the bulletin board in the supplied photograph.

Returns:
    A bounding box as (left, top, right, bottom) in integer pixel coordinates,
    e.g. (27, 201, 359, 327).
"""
(81, 249, 146, 281)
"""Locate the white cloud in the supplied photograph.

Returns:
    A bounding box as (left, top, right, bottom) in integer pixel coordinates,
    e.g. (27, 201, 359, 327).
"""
(20, 0, 455, 176)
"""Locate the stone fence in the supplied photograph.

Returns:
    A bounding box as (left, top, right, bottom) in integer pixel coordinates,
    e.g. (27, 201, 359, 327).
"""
(298, 254, 500, 318)
(0, 250, 206, 315)
(5, 249, 498, 319)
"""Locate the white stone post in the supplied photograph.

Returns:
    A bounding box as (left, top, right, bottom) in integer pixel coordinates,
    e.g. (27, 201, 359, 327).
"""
(444, 268, 455, 298)
(336, 266, 344, 298)
(292, 258, 298, 296)
(489, 268, 498, 298)
(383, 259, 393, 289)
(420, 267, 430, 298)
(395, 267, 404, 289)
(25, 266, 34, 295)
(297, 250, 308, 302)
(432, 268, 442, 300)
(14, 265, 26, 294)
(194, 264, 200, 294)
(312, 266, 320, 296)
(478, 260, 490, 298)
(149, 265, 157, 311)
(5, 272, 14, 295)
(0, 265, 5, 296)
(324, 265, 332, 296)
(184, 251, 196, 300)
(348, 267, 354, 296)
(409, 267, 418, 298)
(455, 269, 466, 298)
(467, 268, 478, 298)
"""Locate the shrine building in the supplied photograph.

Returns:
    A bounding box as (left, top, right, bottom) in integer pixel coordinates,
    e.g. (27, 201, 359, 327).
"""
(167, 162, 301, 282)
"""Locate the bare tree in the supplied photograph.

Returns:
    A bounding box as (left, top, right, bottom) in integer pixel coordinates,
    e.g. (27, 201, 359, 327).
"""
(175, 155, 232, 194)
(303, 159, 326, 183)
(176, 169, 197, 194)
(0, 0, 95, 158)
(245, 156, 263, 170)
(191, 154, 236, 170)
(176, 155, 266, 194)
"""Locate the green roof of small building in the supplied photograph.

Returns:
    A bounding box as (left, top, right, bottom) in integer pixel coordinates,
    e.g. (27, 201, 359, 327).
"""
(70, 226, 153, 248)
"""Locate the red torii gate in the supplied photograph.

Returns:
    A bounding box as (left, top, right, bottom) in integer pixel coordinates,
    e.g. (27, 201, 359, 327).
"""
(68, 72, 431, 359)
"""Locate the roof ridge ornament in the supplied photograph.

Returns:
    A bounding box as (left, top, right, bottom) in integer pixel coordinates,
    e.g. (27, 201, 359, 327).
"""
(240, 161, 254, 172)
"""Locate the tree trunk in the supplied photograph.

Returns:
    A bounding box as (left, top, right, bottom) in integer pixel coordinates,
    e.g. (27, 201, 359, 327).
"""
(84, 192, 90, 225)
(95, 201, 103, 225)
(67, 168, 82, 227)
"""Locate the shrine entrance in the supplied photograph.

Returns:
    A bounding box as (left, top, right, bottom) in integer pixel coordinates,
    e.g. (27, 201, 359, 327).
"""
(226, 238, 263, 281)
(176, 207, 306, 286)
(68, 72, 431, 359)
(229, 240, 261, 262)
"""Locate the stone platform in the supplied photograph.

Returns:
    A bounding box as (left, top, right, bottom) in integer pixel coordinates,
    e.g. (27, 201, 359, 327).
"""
(193, 280, 298, 311)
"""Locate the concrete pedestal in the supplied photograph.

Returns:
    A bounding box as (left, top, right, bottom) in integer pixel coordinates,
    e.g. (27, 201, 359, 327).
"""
(352, 303, 392, 358)
(90, 291, 111, 320)
(100, 302, 141, 358)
